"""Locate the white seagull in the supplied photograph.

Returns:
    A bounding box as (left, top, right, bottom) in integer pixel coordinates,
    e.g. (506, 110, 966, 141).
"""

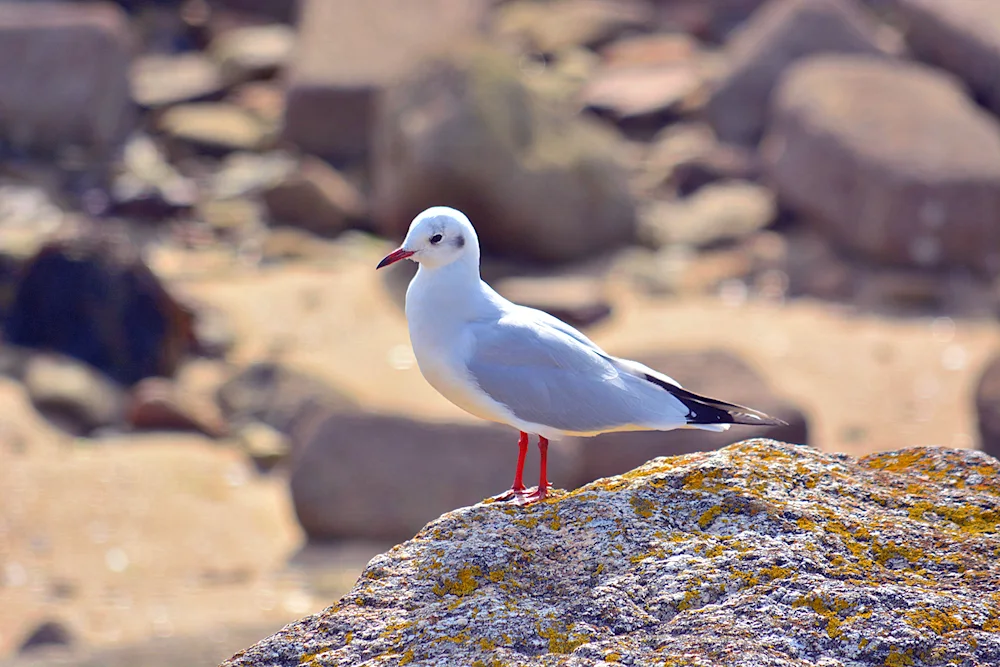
(377, 206, 785, 504)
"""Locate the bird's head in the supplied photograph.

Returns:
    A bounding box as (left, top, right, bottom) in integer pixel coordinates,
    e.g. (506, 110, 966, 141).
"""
(377, 206, 479, 270)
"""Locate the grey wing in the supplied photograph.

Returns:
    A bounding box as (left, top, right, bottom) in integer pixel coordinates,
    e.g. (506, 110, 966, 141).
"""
(465, 313, 687, 433)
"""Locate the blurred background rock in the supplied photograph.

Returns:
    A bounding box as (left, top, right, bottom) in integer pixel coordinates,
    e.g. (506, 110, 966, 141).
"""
(0, 0, 998, 665)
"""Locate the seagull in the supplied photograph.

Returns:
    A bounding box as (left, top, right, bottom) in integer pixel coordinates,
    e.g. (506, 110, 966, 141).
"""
(377, 206, 785, 504)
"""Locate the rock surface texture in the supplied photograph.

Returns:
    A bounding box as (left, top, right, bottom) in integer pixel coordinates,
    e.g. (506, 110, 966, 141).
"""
(707, 0, 887, 146)
(764, 55, 1000, 273)
(893, 0, 1000, 115)
(223, 439, 1000, 667)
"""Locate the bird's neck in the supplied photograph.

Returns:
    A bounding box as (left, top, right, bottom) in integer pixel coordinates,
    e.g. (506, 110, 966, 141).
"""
(407, 256, 495, 323)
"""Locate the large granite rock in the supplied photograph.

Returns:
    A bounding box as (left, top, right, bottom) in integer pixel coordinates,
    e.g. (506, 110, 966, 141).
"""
(764, 55, 1000, 273)
(0, 2, 133, 157)
(282, 0, 488, 160)
(707, 0, 887, 146)
(372, 46, 637, 262)
(289, 410, 582, 541)
(578, 350, 807, 483)
(892, 0, 1000, 115)
(224, 439, 1000, 666)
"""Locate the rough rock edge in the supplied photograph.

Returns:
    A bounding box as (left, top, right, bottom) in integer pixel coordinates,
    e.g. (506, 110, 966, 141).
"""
(224, 439, 1000, 667)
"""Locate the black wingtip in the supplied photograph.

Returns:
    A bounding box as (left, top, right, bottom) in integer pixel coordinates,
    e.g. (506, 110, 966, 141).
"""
(643, 373, 787, 427)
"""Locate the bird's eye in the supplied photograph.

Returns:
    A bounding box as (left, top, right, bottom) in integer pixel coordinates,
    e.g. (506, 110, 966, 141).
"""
(429, 234, 443, 244)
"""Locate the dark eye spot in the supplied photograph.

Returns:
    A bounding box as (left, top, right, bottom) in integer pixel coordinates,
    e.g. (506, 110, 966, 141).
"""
(430, 234, 443, 244)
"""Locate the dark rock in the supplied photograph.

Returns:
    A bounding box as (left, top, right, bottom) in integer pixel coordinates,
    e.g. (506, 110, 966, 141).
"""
(4, 229, 196, 385)
(289, 410, 582, 541)
(577, 350, 807, 482)
(18, 619, 73, 653)
(23, 353, 127, 435)
(0, 2, 133, 157)
(892, 0, 1000, 115)
(372, 46, 637, 263)
(763, 55, 1000, 273)
(224, 440, 1000, 667)
(707, 0, 888, 146)
(282, 0, 488, 160)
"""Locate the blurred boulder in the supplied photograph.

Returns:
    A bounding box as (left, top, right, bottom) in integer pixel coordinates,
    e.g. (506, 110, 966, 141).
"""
(217, 362, 356, 436)
(892, 0, 1000, 115)
(639, 123, 759, 195)
(975, 354, 1000, 461)
(282, 0, 488, 160)
(236, 420, 291, 470)
(707, 0, 887, 146)
(159, 103, 274, 153)
(130, 53, 225, 108)
(493, 0, 653, 54)
(764, 55, 1000, 273)
(23, 353, 127, 435)
(290, 410, 582, 541)
(577, 349, 808, 483)
(209, 24, 295, 85)
(128, 377, 227, 437)
(639, 181, 777, 248)
(0, 2, 133, 157)
(110, 134, 198, 219)
(373, 46, 637, 262)
(4, 230, 196, 385)
(261, 156, 367, 237)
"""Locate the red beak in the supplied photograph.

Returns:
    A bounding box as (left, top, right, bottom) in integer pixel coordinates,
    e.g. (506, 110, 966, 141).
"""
(376, 248, 415, 269)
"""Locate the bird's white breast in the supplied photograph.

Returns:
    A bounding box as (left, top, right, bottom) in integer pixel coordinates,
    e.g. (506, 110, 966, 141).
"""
(405, 271, 510, 425)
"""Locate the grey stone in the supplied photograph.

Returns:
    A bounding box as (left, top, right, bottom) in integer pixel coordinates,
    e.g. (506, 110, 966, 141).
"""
(282, 0, 488, 159)
(639, 181, 777, 248)
(707, 0, 888, 146)
(130, 53, 224, 108)
(372, 46, 637, 262)
(23, 353, 126, 435)
(0, 2, 133, 156)
(763, 55, 1000, 272)
(289, 410, 582, 541)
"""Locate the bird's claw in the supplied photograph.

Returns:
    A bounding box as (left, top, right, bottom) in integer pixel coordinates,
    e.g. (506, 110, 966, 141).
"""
(490, 485, 549, 506)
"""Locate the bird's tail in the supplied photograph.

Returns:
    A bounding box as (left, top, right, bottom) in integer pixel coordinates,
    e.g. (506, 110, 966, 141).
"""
(643, 373, 788, 428)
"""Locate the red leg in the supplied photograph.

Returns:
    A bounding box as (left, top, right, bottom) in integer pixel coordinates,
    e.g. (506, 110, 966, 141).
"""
(524, 436, 550, 503)
(491, 432, 529, 501)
